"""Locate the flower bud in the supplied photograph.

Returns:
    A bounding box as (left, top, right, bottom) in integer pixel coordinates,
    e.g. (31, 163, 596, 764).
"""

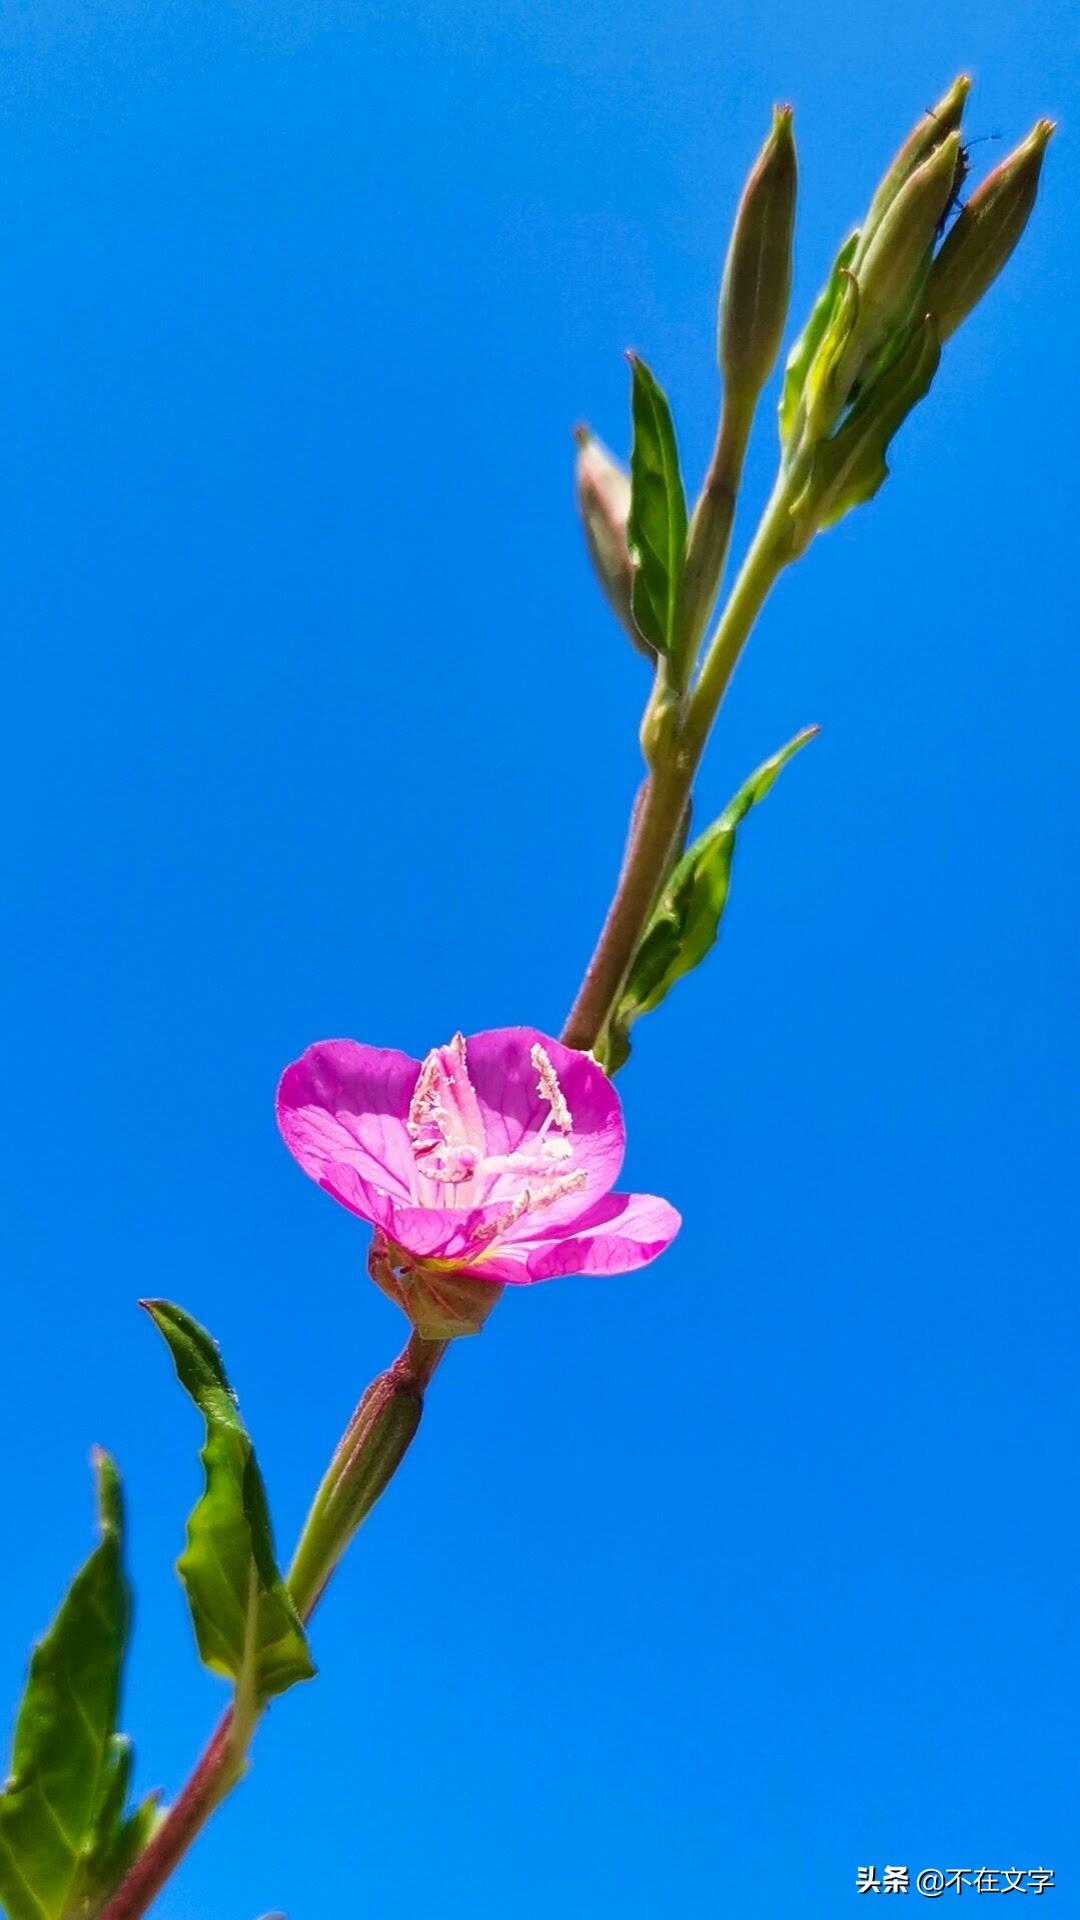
(791, 314, 941, 551)
(719, 105, 797, 406)
(853, 75, 970, 271)
(855, 131, 960, 345)
(809, 133, 958, 433)
(286, 1350, 429, 1618)
(926, 119, 1054, 342)
(573, 426, 653, 659)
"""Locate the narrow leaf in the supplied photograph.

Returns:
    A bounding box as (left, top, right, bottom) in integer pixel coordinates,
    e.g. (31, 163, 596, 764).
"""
(779, 231, 858, 447)
(607, 728, 817, 1060)
(626, 353, 688, 655)
(0, 1454, 135, 1920)
(145, 1301, 314, 1707)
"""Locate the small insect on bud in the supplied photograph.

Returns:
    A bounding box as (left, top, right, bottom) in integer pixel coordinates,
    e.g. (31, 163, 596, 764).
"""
(719, 105, 798, 407)
(926, 119, 1055, 343)
(573, 426, 653, 659)
(853, 75, 970, 271)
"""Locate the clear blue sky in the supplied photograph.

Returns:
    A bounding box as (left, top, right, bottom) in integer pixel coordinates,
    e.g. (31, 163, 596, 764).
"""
(0, 3, 1076, 1916)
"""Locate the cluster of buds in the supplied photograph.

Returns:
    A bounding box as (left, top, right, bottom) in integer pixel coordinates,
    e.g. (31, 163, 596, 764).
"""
(562, 77, 1051, 1074)
(575, 79, 1053, 645)
(783, 80, 1053, 542)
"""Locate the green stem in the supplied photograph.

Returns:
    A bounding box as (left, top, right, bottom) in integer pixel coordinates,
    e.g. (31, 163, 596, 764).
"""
(683, 463, 802, 762)
(564, 461, 802, 1055)
(675, 393, 755, 680)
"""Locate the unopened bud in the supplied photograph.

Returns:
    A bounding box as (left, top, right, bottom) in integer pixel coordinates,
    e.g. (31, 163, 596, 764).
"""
(856, 131, 960, 346)
(286, 1346, 431, 1619)
(809, 132, 958, 432)
(792, 314, 941, 550)
(854, 76, 970, 270)
(573, 427, 652, 659)
(926, 119, 1054, 342)
(719, 105, 797, 405)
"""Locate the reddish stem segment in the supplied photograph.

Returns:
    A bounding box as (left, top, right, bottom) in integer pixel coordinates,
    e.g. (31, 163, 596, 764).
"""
(561, 762, 692, 1052)
(98, 1335, 445, 1920)
(99, 1711, 236, 1920)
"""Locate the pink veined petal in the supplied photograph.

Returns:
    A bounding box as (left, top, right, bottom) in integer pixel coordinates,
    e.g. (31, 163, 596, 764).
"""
(508, 1191, 682, 1284)
(317, 1164, 398, 1231)
(277, 1040, 422, 1205)
(463, 1027, 625, 1219)
(383, 1197, 517, 1265)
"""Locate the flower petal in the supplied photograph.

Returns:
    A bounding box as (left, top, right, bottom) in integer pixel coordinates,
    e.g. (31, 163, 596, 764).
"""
(464, 1027, 625, 1219)
(277, 1040, 421, 1207)
(512, 1191, 681, 1283)
(383, 1198, 512, 1264)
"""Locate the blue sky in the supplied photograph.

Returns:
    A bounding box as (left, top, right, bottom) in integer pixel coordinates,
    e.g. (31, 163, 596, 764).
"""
(0, 2, 1076, 1916)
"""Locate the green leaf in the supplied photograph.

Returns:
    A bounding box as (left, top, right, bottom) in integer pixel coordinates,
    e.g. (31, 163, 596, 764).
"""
(605, 728, 817, 1064)
(779, 230, 858, 447)
(145, 1301, 314, 1710)
(626, 353, 688, 656)
(792, 315, 941, 536)
(69, 1739, 160, 1920)
(0, 1452, 147, 1920)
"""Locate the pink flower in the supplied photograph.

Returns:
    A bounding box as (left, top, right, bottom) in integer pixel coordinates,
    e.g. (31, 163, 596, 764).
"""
(277, 1028, 679, 1325)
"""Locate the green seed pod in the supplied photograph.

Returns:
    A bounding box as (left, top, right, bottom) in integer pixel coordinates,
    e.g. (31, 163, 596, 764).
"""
(926, 119, 1055, 342)
(718, 105, 798, 405)
(573, 426, 653, 659)
(853, 75, 970, 270)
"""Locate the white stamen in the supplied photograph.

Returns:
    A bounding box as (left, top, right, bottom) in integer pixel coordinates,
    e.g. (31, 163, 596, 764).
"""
(541, 1135, 573, 1163)
(531, 1043, 572, 1132)
(531, 1167, 587, 1209)
(407, 1052, 442, 1143)
(472, 1166, 589, 1252)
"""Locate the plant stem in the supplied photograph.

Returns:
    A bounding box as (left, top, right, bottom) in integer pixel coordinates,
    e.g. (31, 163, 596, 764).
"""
(683, 466, 799, 761)
(98, 1711, 238, 1920)
(564, 464, 800, 1054)
(675, 393, 755, 678)
(98, 1334, 444, 1920)
(100, 454, 802, 1920)
(561, 759, 693, 1052)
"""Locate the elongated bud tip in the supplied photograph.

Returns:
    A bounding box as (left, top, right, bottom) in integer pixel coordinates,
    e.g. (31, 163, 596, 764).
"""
(855, 76, 971, 270)
(940, 72, 972, 117)
(719, 105, 798, 403)
(926, 127, 963, 182)
(926, 117, 1055, 342)
(573, 424, 653, 658)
